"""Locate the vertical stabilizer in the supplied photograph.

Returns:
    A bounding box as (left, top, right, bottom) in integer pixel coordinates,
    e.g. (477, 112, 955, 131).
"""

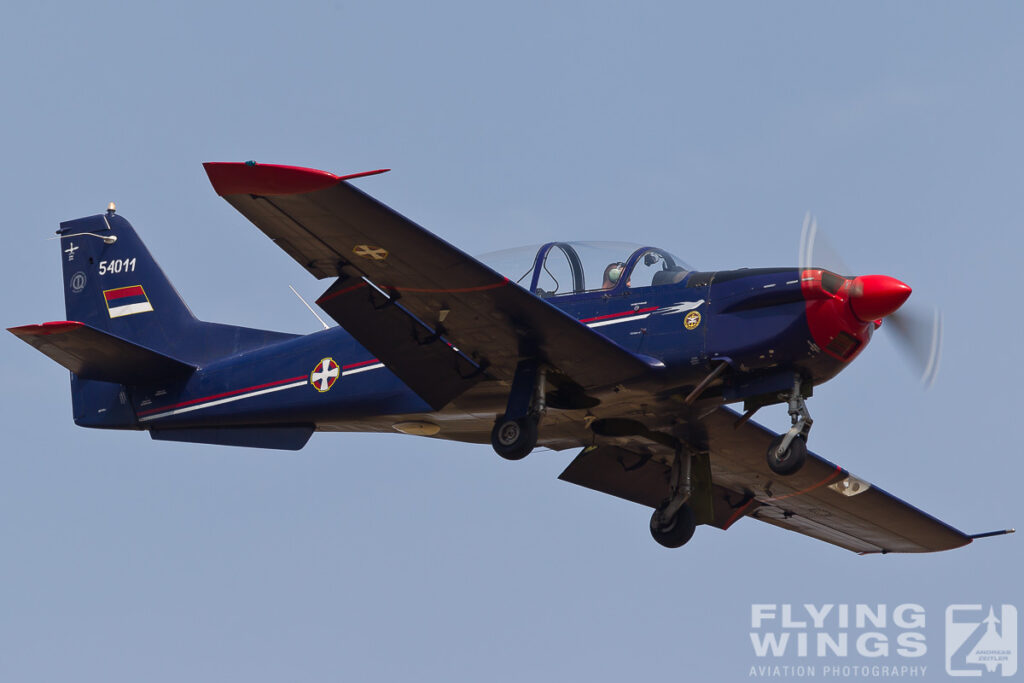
(57, 210, 198, 354)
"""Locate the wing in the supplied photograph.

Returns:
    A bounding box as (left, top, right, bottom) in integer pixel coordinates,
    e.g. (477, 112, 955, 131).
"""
(204, 162, 656, 409)
(559, 407, 971, 554)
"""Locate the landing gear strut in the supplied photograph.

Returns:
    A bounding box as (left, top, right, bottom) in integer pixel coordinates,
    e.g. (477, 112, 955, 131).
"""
(766, 375, 813, 476)
(650, 444, 698, 548)
(491, 360, 545, 460)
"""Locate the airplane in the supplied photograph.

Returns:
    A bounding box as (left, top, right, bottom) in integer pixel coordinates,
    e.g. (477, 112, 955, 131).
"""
(9, 161, 1010, 554)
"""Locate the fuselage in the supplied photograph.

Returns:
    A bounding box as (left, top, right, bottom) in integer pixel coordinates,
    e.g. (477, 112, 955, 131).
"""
(124, 263, 879, 451)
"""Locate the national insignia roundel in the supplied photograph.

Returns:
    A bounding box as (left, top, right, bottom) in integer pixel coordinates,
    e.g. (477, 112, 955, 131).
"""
(310, 357, 340, 392)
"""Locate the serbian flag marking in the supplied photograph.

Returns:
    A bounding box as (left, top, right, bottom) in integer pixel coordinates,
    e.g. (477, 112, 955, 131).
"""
(103, 285, 154, 318)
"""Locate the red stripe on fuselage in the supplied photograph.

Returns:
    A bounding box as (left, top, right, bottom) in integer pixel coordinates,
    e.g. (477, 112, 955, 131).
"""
(136, 375, 307, 417)
(580, 306, 658, 323)
(343, 358, 380, 370)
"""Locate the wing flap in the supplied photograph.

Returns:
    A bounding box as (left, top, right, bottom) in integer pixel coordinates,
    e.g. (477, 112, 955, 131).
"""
(558, 444, 738, 527)
(314, 276, 484, 409)
(8, 321, 196, 384)
(558, 445, 668, 508)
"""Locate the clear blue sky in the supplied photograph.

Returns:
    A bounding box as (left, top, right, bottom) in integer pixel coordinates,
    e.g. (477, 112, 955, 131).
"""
(2, 2, 1020, 681)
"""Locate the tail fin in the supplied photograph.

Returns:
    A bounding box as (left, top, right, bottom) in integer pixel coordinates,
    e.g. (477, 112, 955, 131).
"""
(11, 209, 299, 429)
(55, 209, 296, 364)
(57, 209, 199, 358)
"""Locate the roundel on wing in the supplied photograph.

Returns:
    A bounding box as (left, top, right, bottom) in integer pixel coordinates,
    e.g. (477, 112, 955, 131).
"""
(310, 357, 340, 392)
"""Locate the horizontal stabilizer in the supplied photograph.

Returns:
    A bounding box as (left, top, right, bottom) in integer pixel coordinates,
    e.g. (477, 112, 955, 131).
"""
(150, 425, 314, 450)
(8, 321, 196, 384)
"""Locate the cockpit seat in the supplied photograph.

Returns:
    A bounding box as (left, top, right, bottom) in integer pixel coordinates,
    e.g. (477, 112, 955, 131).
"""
(652, 267, 688, 286)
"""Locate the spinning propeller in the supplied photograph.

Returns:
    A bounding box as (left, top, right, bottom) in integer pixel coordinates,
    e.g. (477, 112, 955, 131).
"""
(798, 213, 943, 388)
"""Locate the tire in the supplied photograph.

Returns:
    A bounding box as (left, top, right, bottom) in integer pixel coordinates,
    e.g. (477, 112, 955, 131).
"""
(649, 503, 696, 549)
(766, 434, 808, 476)
(490, 416, 538, 461)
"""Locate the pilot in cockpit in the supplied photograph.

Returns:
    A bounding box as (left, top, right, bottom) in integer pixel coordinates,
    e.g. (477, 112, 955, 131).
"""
(602, 262, 626, 289)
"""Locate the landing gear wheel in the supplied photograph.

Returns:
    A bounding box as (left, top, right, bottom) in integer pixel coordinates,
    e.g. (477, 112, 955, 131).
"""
(766, 434, 808, 476)
(649, 502, 696, 549)
(491, 416, 539, 461)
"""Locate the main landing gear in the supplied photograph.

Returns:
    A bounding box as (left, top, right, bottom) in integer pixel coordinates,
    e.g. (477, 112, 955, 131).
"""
(765, 375, 813, 476)
(491, 415, 539, 461)
(491, 360, 545, 461)
(650, 444, 698, 548)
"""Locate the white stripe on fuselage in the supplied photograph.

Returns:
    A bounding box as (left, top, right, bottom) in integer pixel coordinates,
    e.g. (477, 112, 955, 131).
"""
(138, 363, 387, 423)
(342, 362, 385, 376)
(654, 300, 704, 316)
(586, 312, 654, 328)
(138, 380, 308, 422)
(584, 300, 704, 328)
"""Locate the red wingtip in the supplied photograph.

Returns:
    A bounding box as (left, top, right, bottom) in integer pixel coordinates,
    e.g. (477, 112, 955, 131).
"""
(203, 162, 389, 197)
(8, 321, 84, 337)
(203, 162, 340, 196)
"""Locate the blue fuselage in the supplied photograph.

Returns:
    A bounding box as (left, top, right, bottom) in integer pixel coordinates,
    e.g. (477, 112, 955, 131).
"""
(123, 266, 858, 441)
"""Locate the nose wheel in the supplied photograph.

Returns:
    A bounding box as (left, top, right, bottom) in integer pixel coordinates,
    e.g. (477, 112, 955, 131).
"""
(766, 433, 808, 475)
(765, 375, 812, 476)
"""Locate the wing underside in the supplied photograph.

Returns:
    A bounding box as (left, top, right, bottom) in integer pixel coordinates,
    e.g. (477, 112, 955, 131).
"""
(559, 407, 971, 554)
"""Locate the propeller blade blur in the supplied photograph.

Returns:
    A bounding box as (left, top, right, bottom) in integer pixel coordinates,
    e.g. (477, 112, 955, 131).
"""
(886, 305, 943, 389)
(798, 212, 852, 276)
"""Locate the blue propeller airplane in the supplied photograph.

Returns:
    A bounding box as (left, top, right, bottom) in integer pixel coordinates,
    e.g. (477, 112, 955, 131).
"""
(10, 162, 1009, 553)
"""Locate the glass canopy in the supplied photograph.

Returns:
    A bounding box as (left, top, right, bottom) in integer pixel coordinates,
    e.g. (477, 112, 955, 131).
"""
(477, 241, 690, 298)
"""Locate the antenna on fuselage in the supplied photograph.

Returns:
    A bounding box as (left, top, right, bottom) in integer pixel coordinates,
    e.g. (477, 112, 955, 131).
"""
(289, 285, 330, 330)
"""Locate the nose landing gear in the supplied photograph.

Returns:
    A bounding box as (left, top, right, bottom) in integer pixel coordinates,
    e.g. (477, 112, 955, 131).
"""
(766, 375, 812, 476)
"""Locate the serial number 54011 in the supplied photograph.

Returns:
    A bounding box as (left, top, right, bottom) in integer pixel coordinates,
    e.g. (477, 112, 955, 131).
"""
(98, 258, 136, 275)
